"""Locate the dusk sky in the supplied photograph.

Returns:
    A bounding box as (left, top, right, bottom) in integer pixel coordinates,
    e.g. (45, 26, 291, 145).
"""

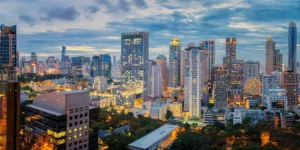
(1, 0, 300, 65)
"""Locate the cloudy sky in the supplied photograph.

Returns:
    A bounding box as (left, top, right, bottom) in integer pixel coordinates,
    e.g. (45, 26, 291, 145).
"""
(1, 0, 300, 65)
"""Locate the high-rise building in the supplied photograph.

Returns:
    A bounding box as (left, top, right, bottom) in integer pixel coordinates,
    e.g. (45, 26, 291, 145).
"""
(274, 49, 283, 72)
(156, 55, 168, 91)
(112, 60, 121, 79)
(288, 21, 297, 71)
(180, 50, 185, 86)
(202, 40, 215, 80)
(71, 56, 90, 75)
(243, 61, 260, 82)
(272, 70, 282, 88)
(282, 70, 298, 111)
(262, 75, 278, 107)
(121, 32, 149, 100)
(31, 52, 37, 64)
(112, 55, 116, 67)
(228, 60, 244, 104)
(244, 77, 261, 96)
(0, 25, 20, 150)
(148, 61, 163, 98)
(61, 46, 66, 62)
(90, 55, 100, 77)
(99, 54, 112, 78)
(24, 91, 98, 150)
(266, 35, 275, 75)
(184, 43, 205, 118)
(223, 38, 236, 85)
(168, 38, 181, 88)
(214, 67, 227, 108)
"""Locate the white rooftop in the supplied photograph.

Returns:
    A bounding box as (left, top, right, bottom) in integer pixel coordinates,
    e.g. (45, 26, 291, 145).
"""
(27, 104, 63, 116)
(128, 124, 178, 149)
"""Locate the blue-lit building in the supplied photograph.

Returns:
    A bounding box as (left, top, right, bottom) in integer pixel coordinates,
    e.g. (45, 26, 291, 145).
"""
(169, 38, 181, 88)
(61, 46, 66, 62)
(90, 55, 100, 77)
(121, 32, 149, 100)
(99, 54, 112, 78)
(288, 21, 297, 71)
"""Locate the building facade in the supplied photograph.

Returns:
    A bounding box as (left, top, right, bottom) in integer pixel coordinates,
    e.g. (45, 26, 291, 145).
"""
(266, 89, 288, 111)
(266, 35, 275, 75)
(168, 38, 181, 88)
(71, 56, 90, 75)
(121, 32, 149, 100)
(288, 21, 297, 71)
(99, 54, 112, 78)
(214, 66, 227, 108)
(262, 75, 278, 107)
(243, 60, 260, 82)
(90, 55, 100, 77)
(156, 55, 168, 91)
(184, 43, 204, 118)
(202, 40, 215, 81)
(282, 70, 298, 111)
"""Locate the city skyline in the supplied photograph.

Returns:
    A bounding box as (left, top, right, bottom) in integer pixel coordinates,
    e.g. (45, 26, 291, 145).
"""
(1, 0, 299, 64)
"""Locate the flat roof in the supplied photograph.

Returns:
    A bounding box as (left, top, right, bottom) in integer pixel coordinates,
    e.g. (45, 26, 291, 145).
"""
(27, 104, 63, 116)
(128, 124, 178, 149)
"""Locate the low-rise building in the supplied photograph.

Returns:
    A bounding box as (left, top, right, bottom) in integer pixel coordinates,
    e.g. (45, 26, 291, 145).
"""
(168, 102, 182, 118)
(90, 96, 116, 108)
(128, 124, 178, 150)
(246, 99, 259, 109)
(266, 89, 288, 111)
(203, 109, 226, 126)
(93, 76, 107, 92)
(150, 103, 168, 120)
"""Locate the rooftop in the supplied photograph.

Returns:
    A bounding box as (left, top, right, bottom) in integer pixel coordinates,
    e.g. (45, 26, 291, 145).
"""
(129, 124, 178, 149)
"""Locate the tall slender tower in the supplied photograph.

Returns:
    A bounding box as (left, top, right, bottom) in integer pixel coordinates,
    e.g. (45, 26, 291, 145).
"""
(266, 35, 275, 75)
(61, 46, 66, 62)
(184, 43, 205, 118)
(202, 40, 215, 80)
(169, 38, 181, 88)
(288, 21, 297, 71)
(180, 50, 185, 86)
(223, 38, 236, 87)
(121, 32, 149, 101)
(156, 55, 168, 91)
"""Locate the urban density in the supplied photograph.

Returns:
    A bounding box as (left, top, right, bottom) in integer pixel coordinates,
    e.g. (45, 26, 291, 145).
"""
(0, 0, 300, 150)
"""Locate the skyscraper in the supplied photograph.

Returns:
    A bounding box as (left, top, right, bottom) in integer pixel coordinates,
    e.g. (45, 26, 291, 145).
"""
(113, 55, 116, 67)
(0, 25, 20, 150)
(168, 38, 181, 88)
(214, 66, 227, 108)
(184, 43, 205, 118)
(61, 46, 66, 62)
(223, 38, 236, 86)
(288, 21, 297, 71)
(243, 60, 260, 82)
(121, 32, 149, 100)
(266, 34, 275, 75)
(90, 55, 100, 77)
(156, 55, 168, 91)
(180, 50, 185, 86)
(99, 54, 112, 78)
(202, 40, 215, 80)
(274, 49, 283, 72)
(31, 52, 37, 64)
(228, 60, 244, 104)
(282, 70, 298, 111)
(262, 75, 278, 107)
(148, 60, 163, 98)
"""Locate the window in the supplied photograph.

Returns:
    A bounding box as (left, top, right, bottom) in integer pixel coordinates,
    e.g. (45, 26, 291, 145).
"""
(69, 116, 73, 120)
(84, 106, 88, 110)
(68, 130, 72, 134)
(79, 139, 82, 143)
(84, 132, 87, 136)
(74, 148, 77, 150)
(84, 138, 87, 142)
(84, 113, 87, 117)
(79, 146, 82, 149)
(69, 123, 72, 127)
(69, 109, 73, 113)
(80, 121, 83, 124)
(68, 137, 72, 141)
(84, 126, 87, 129)
(80, 107, 83, 111)
(74, 135, 77, 139)
(79, 133, 82, 137)
(84, 144, 87, 148)
(68, 143, 72, 147)
(73, 128, 77, 132)
(74, 141, 77, 145)
(80, 114, 83, 118)
(75, 115, 78, 119)
(75, 108, 78, 112)
(79, 127, 82, 131)
(75, 122, 78, 126)
(84, 119, 87, 123)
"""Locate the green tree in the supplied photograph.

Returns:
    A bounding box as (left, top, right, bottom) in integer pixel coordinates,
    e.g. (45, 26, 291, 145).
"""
(183, 122, 191, 131)
(166, 110, 173, 120)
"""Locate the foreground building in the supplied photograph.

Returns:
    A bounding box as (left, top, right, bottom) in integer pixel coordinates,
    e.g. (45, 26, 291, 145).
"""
(24, 91, 98, 150)
(121, 32, 149, 100)
(184, 43, 205, 118)
(129, 124, 178, 150)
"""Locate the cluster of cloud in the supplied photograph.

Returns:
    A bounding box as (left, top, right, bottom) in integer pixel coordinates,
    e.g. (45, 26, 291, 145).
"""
(1, 0, 299, 64)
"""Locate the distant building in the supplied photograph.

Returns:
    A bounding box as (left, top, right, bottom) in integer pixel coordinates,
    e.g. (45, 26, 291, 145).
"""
(148, 61, 163, 98)
(244, 77, 261, 96)
(214, 66, 227, 108)
(266, 35, 275, 75)
(24, 91, 97, 150)
(243, 60, 260, 82)
(156, 55, 168, 91)
(93, 76, 107, 92)
(266, 89, 287, 111)
(282, 70, 298, 111)
(71, 56, 90, 75)
(274, 49, 283, 72)
(203, 110, 226, 126)
(202, 40, 215, 81)
(180, 50, 185, 86)
(246, 99, 259, 109)
(90, 96, 116, 108)
(288, 21, 297, 71)
(168, 102, 182, 118)
(150, 103, 167, 120)
(99, 54, 112, 78)
(262, 75, 278, 107)
(90, 55, 100, 77)
(169, 38, 181, 88)
(228, 60, 244, 105)
(272, 70, 282, 88)
(223, 38, 236, 86)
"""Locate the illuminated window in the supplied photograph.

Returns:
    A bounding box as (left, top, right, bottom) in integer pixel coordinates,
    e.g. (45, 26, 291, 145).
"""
(68, 130, 72, 134)
(69, 109, 73, 113)
(74, 135, 77, 139)
(79, 133, 82, 137)
(80, 107, 83, 111)
(68, 136, 72, 141)
(84, 126, 87, 129)
(79, 127, 82, 130)
(74, 128, 77, 132)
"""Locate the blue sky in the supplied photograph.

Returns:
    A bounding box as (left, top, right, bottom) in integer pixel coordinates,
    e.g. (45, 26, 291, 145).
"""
(1, 0, 299, 65)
